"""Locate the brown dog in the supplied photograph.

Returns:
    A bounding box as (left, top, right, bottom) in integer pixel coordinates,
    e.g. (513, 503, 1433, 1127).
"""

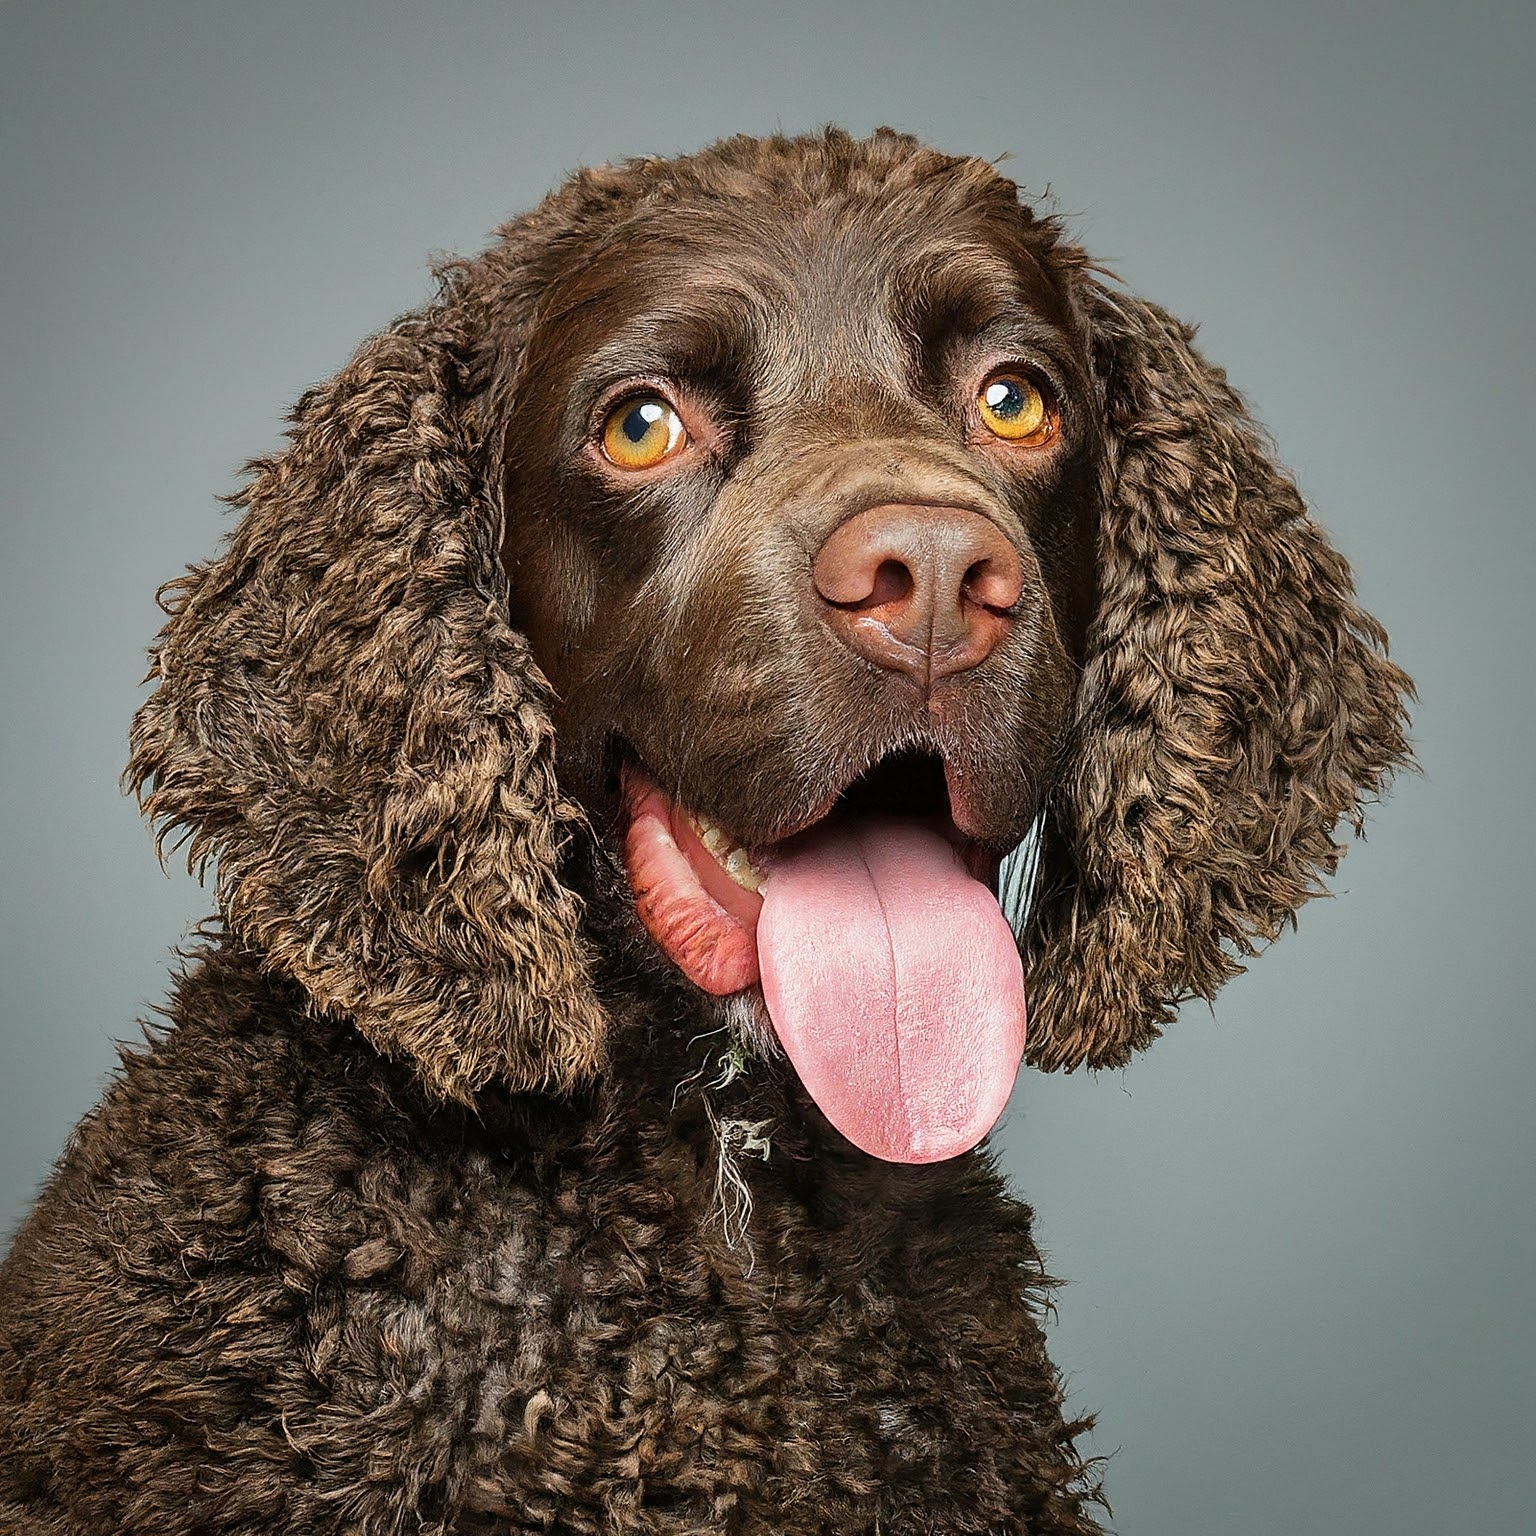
(0, 128, 1410, 1534)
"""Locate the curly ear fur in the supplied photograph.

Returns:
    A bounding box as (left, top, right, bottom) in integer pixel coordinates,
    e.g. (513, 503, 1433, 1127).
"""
(127, 271, 607, 1102)
(1022, 279, 1414, 1071)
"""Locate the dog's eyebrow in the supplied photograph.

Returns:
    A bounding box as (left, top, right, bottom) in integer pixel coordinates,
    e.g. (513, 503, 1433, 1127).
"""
(956, 312, 1080, 374)
(901, 245, 1066, 336)
(587, 313, 750, 379)
(568, 292, 761, 399)
(895, 247, 1080, 398)
(546, 299, 759, 449)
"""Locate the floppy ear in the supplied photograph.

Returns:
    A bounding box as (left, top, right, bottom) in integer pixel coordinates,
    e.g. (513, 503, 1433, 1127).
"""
(127, 270, 607, 1102)
(1021, 278, 1413, 1071)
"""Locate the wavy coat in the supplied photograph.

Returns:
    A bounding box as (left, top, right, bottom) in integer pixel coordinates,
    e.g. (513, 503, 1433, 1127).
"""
(0, 129, 1410, 1535)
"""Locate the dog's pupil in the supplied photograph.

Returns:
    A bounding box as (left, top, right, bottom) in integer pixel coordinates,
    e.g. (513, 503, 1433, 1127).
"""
(624, 402, 663, 443)
(985, 380, 1023, 419)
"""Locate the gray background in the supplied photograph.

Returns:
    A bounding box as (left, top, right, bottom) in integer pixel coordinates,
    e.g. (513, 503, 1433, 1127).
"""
(3, 2, 1531, 1531)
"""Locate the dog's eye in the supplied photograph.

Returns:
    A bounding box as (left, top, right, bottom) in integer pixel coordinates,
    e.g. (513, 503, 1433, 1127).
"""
(976, 371, 1055, 446)
(600, 394, 688, 470)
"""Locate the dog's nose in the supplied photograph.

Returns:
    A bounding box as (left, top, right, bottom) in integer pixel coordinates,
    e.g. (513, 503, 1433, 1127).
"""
(812, 504, 1024, 683)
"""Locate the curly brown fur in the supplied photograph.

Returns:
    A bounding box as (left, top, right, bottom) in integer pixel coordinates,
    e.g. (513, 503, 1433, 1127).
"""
(126, 300, 606, 1103)
(0, 943, 1099, 1534)
(0, 127, 1409, 1534)
(1022, 285, 1413, 1068)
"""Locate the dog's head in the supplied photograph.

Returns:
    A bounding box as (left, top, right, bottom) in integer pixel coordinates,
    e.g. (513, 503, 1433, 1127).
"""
(129, 129, 1411, 1157)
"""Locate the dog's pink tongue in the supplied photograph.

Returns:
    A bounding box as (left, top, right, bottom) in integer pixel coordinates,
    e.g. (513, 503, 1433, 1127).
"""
(758, 818, 1026, 1164)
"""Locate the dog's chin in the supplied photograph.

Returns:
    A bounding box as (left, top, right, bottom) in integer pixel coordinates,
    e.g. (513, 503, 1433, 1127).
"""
(620, 747, 1031, 1166)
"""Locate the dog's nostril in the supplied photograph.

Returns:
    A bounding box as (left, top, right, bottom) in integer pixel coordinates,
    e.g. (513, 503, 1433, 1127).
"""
(963, 557, 1023, 614)
(865, 558, 913, 610)
(821, 556, 914, 611)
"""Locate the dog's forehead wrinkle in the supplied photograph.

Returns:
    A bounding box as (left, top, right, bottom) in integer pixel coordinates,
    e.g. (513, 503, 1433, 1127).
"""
(744, 305, 912, 425)
(566, 192, 1033, 417)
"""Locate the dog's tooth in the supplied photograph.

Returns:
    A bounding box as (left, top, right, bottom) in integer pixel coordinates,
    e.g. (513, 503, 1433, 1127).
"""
(694, 817, 732, 860)
(688, 810, 765, 892)
(724, 848, 766, 893)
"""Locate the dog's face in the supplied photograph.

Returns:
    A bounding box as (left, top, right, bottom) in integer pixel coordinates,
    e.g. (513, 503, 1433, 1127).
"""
(496, 164, 1105, 1159)
(129, 130, 1411, 1129)
(500, 173, 1098, 849)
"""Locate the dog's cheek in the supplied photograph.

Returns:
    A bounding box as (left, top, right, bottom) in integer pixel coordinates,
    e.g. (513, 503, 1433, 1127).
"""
(1020, 455, 1102, 670)
(503, 516, 599, 676)
(501, 459, 658, 702)
(616, 597, 837, 836)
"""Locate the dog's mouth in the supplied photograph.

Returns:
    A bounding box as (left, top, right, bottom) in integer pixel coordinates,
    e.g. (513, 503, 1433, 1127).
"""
(622, 748, 1028, 1164)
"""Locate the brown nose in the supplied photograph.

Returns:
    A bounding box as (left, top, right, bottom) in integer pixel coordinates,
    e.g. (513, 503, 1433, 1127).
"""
(812, 503, 1024, 683)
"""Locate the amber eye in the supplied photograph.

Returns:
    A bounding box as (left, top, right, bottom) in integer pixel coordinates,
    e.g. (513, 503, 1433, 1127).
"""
(600, 394, 688, 470)
(976, 371, 1055, 446)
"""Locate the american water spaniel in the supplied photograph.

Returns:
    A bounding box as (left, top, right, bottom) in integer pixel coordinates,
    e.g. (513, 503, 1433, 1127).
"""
(0, 127, 1411, 1534)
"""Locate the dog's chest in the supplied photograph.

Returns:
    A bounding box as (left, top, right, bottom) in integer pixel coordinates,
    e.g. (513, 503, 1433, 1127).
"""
(314, 1144, 1093, 1535)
